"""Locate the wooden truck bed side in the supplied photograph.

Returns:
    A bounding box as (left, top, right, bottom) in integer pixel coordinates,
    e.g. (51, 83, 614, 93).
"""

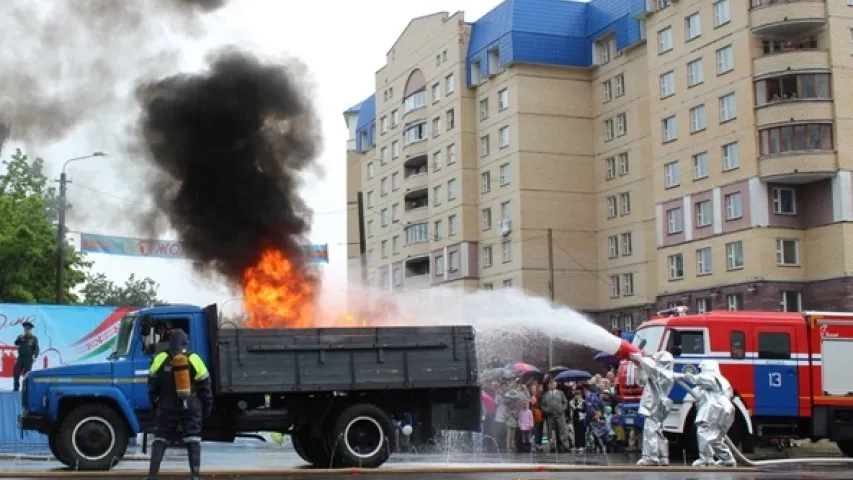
(215, 325, 478, 393)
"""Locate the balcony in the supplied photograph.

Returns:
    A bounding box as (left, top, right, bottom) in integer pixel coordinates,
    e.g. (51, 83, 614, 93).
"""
(753, 47, 827, 78)
(404, 187, 429, 222)
(402, 122, 428, 157)
(404, 223, 431, 256)
(403, 256, 430, 290)
(754, 72, 832, 126)
(750, 1, 826, 38)
(758, 123, 836, 183)
(404, 154, 429, 190)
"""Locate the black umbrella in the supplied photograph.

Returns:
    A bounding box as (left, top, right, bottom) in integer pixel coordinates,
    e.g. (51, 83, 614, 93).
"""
(548, 365, 570, 377)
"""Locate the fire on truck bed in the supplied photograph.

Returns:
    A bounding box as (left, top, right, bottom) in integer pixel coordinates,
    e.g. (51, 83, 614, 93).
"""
(615, 309, 853, 459)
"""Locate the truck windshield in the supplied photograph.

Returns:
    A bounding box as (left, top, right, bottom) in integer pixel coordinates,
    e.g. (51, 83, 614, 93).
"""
(632, 325, 665, 353)
(109, 315, 137, 359)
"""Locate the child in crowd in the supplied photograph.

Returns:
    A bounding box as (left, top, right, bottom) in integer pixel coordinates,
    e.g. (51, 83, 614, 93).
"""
(518, 399, 534, 452)
(503, 394, 519, 452)
(611, 405, 626, 451)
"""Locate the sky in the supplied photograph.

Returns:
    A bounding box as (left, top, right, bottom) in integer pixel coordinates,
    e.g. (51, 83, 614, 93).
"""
(7, 0, 507, 316)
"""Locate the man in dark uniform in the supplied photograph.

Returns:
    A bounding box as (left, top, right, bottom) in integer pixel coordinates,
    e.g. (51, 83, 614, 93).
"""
(146, 328, 212, 480)
(13, 321, 39, 392)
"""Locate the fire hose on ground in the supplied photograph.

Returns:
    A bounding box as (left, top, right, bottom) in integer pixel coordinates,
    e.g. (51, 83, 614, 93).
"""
(675, 379, 853, 468)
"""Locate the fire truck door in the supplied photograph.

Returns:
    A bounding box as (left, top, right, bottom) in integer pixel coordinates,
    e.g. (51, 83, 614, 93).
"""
(753, 326, 799, 417)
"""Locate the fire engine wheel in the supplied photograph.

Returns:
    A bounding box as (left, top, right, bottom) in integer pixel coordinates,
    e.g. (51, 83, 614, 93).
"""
(48, 428, 69, 464)
(292, 429, 332, 467)
(328, 404, 393, 468)
(55, 403, 129, 471)
(837, 440, 853, 458)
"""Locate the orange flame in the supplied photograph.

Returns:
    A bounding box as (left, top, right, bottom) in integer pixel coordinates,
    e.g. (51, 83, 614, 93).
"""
(242, 248, 360, 328)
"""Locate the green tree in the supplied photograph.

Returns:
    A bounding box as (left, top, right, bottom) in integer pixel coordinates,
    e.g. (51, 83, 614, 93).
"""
(80, 272, 164, 307)
(0, 149, 89, 303)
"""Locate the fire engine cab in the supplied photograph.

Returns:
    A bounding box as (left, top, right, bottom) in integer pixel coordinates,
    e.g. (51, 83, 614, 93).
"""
(615, 307, 853, 457)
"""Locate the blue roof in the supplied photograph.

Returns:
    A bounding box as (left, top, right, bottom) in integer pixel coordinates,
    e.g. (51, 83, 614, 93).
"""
(344, 101, 362, 115)
(346, 0, 646, 150)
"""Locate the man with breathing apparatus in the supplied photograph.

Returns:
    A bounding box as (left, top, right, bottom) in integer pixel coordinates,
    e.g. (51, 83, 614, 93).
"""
(673, 359, 737, 467)
(146, 328, 213, 480)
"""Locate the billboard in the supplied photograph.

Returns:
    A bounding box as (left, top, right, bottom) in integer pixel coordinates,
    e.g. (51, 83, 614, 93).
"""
(0, 304, 134, 391)
(80, 233, 329, 263)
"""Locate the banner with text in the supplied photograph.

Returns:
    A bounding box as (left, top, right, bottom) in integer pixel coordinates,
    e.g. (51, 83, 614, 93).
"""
(0, 304, 134, 391)
(80, 233, 329, 263)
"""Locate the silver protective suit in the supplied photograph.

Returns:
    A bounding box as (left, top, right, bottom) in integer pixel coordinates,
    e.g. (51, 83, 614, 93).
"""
(676, 359, 736, 467)
(631, 351, 675, 466)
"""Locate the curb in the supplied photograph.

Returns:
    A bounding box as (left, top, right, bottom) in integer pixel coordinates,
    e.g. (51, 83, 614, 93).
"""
(0, 454, 149, 462)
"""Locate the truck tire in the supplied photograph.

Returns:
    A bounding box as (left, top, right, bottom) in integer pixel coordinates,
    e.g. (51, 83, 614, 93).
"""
(292, 429, 332, 467)
(55, 403, 129, 470)
(838, 440, 853, 457)
(328, 404, 393, 468)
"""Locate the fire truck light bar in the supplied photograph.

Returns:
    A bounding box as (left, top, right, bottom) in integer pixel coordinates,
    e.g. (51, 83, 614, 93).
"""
(656, 306, 689, 317)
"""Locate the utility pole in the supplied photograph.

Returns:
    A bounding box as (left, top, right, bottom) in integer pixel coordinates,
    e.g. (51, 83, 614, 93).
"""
(54, 152, 107, 304)
(546, 228, 555, 369)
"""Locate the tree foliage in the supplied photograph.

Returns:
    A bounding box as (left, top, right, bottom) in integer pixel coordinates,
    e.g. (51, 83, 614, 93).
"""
(0, 149, 89, 302)
(80, 272, 164, 307)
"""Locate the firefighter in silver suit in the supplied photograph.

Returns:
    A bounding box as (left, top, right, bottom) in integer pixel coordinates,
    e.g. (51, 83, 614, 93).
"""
(630, 351, 675, 466)
(675, 359, 736, 467)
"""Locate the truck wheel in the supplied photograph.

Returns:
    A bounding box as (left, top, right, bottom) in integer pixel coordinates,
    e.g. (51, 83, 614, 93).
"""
(48, 430, 68, 464)
(328, 404, 393, 468)
(292, 429, 332, 467)
(838, 440, 853, 457)
(55, 403, 129, 470)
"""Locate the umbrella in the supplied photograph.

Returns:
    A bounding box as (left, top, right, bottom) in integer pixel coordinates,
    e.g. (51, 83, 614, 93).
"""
(511, 363, 539, 374)
(481, 391, 496, 416)
(502, 388, 528, 400)
(554, 369, 593, 382)
(481, 367, 516, 382)
(548, 365, 570, 377)
(594, 351, 621, 366)
(520, 369, 544, 383)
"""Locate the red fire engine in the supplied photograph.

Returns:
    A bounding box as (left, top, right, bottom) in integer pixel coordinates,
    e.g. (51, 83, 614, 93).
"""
(615, 308, 853, 457)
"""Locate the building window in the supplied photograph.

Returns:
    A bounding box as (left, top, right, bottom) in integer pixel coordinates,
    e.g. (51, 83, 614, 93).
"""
(499, 163, 510, 185)
(605, 157, 616, 180)
(447, 144, 456, 164)
(480, 135, 490, 156)
(434, 219, 442, 240)
(667, 207, 684, 234)
(664, 161, 680, 188)
(658, 27, 673, 54)
(713, 0, 731, 27)
(403, 91, 426, 113)
(623, 274, 635, 296)
(380, 208, 388, 227)
(604, 118, 614, 141)
(432, 185, 442, 205)
(380, 147, 388, 165)
(719, 93, 737, 122)
(503, 279, 514, 288)
(380, 177, 388, 196)
(597, 37, 612, 64)
(380, 116, 388, 134)
(662, 115, 677, 142)
(499, 126, 510, 147)
(603, 80, 612, 102)
(620, 192, 631, 215)
(446, 109, 455, 130)
(481, 171, 491, 193)
(431, 117, 441, 137)
(724, 192, 742, 220)
(366, 249, 373, 265)
(367, 162, 375, 179)
(499, 88, 509, 110)
(722, 142, 739, 171)
(776, 239, 800, 266)
(502, 240, 513, 263)
(610, 316, 619, 331)
(690, 104, 706, 133)
(608, 236, 619, 258)
(609, 275, 620, 298)
(366, 191, 374, 208)
(448, 251, 460, 272)
(446, 74, 455, 94)
(660, 71, 675, 98)
(754, 73, 831, 106)
(616, 113, 627, 136)
(381, 240, 388, 258)
(434, 255, 444, 276)
(618, 152, 629, 175)
(621, 232, 633, 256)
(482, 245, 493, 267)
(726, 294, 743, 311)
(391, 140, 400, 158)
(405, 222, 429, 244)
(391, 172, 399, 190)
(483, 282, 493, 290)
(730, 331, 746, 358)
(392, 203, 399, 222)
(431, 83, 440, 103)
(726, 241, 744, 270)
(381, 270, 390, 289)
(614, 74, 625, 96)
(759, 123, 833, 156)
(697, 297, 713, 314)
(685, 13, 701, 40)
(695, 200, 712, 227)
(448, 214, 458, 236)
(479, 99, 489, 121)
(447, 178, 457, 200)
(366, 220, 374, 237)
(716, 45, 734, 74)
(687, 58, 704, 86)
(392, 236, 399, 254)
(668, 254, 684, 280)
(482, 208, 492, 230)
(607, 196, 617, 219)
(780, 291, 802, 312)
(692, 152, 708, 180)
(433, 151, 443, 171)
(696, 247, 712, 275)
(772, 188, 796, 214)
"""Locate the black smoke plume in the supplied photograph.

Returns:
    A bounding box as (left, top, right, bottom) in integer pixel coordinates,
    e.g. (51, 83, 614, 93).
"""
(134, 49, 322, 282)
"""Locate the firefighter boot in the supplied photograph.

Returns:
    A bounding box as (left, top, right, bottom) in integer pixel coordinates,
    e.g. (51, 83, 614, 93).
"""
(145, 441, 167, 480)
(187, 441, 202, 480)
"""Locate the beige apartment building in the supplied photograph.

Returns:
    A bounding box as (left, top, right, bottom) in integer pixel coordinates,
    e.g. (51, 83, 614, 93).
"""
(345, 0, 853, 330)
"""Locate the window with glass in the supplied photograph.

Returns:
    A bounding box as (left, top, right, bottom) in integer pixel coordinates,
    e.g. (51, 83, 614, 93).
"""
(403, 90, 426, 113)
(754, 73, 831, 106)
(761, 37, 817, 55)
(759, 124, 833, 156)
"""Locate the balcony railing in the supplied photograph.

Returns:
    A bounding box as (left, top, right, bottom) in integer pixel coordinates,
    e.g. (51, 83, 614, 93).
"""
(750, 0, 822, 8)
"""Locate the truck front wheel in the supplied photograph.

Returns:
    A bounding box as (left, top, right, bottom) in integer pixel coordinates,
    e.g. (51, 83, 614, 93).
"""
(328, 404, 393, 468)
(55, 403, 129, 470)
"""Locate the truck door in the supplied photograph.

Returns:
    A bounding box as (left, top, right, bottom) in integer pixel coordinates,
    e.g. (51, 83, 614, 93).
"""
(753, 326, 799, 417)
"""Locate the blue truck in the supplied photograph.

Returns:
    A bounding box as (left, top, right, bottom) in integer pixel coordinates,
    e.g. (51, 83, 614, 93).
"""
(18, 304, 480, 470)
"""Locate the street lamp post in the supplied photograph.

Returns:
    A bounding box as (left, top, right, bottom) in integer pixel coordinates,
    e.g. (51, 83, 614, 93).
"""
(54, 152, 107, 304)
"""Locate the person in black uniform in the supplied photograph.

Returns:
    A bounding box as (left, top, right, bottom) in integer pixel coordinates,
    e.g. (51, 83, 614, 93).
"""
(13, 321, 39, 392)
(146, 328, 212, 480)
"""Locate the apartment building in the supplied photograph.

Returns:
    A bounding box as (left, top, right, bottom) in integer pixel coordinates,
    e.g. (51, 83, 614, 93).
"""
(345, 0, 853, 329)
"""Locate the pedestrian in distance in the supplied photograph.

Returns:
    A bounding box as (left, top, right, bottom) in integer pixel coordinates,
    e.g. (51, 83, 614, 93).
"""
(541, 379, 571, 452)
(146, 328, 213, 480)
(13, 321, 39, 392)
